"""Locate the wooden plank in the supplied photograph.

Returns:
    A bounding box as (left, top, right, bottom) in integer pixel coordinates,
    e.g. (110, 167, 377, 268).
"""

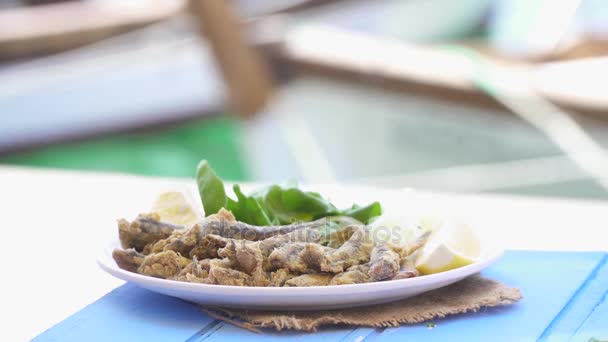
(341, 327, 378, 342)
(571, 299, 608, 342)
(0, 0, 185, 59)
(372, 251, 606, 342)
(539, 254, 607, 341)
(0, 28, 224, 153)
(198, 323, 369, 342)
(272, 25, 608, 118)
(568, 256, 608, 342)
(32, 283, 216, 342)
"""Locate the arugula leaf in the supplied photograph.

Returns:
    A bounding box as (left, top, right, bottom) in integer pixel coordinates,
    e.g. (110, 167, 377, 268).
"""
(196, 160, 227, 216)
(231, 184, 275, 226)
(196, 160, 382, 225)
(339, 202, 382, 224)
(262, 185, 338, 224)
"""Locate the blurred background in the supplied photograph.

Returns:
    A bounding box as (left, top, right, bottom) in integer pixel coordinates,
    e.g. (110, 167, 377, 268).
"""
(1, 0, 608, 198)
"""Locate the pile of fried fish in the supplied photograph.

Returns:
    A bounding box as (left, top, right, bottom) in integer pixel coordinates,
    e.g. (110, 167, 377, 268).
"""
(113, 209, 429, 287)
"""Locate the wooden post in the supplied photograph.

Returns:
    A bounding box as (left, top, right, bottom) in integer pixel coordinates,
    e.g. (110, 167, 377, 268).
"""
(190, 0, 275, 118)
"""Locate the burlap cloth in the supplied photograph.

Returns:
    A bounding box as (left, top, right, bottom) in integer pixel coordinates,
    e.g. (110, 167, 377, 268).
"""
(202, 275, 522, 332)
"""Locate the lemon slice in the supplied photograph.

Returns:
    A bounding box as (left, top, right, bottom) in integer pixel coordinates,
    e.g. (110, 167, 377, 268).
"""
(415, 221, 481, 275)
(151, 191, 202, 227)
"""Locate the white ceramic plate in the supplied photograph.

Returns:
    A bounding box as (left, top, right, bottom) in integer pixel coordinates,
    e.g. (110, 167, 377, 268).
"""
(98, 240, 503, 310)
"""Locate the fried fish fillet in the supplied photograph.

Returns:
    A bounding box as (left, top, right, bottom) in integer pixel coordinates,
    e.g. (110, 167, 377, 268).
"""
(329, 264, 371, 285)
(147, 224, 202, 256)
(269, 268, 294, 287)
(112, 249, 190, 279)
(393, 256, 419, 280)
(112, 248, 145, 273)
(118, 213, 182, 252)
(284, 273, 334, 287)
(173, 256, 210, 282)
(368, 244, 400, 281)
(133, 209, 327, 259)
(199, 209, 328, 240)
(207, 259, 253, 286)
(235, 243, 269, 286)
(266, 227, 374, 274)
(267, 243, 330, 273)
(202, 226, 323, 260)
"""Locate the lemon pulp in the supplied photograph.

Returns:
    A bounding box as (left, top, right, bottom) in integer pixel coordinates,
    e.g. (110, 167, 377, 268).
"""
(415, 221, 481, 275)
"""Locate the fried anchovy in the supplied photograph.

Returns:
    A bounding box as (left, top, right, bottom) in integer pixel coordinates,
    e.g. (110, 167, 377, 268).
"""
(113, 248, 190, 279)
(329, 264, 371, 285)
(269, 268, 294, 287)
(267, 244, 307, 273)
(269, 227, 373, 274)
(203, 226, 323, 260)
(214, 239, 271, 285)
(121, 208, 330, 251)
(236, 243, 270, 286)
(198, 209, 328, 240)
(368, 244, 400, 281)
(148, 224, 202, 256)
(206, 259, 254, 286)
(304, 227, 373, 273)
(130, 209, 334, 258)
(138, 250, 191, 278)
(112, 248, 145, 273)
(324, 227, 373, 271)
(402, 231, 432, 256)
(173, 256, 210, 283)
(384, 231, 429, 280)
(284, 273, 334, 287)
(118, 213, 182, 252)
(393, 256, 419, 280)
(268, 243, 333, 273)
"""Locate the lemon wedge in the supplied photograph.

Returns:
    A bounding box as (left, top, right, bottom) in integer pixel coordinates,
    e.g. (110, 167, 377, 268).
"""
(151, 191, 202, 227)
(415, 221, 481, 275)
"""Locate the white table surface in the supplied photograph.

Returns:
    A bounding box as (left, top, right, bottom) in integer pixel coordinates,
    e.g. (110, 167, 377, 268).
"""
(1, 166, 607, 341)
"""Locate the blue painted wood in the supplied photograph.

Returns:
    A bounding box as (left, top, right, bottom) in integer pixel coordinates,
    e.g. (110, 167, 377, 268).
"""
(372, 251, 606, 342)
(32, 283, 215, 342)
(342, 327, 378, 342)
(32, 252, 606, 342)
(571, 298, 608, 342)
(194, 323, 367, 342)
(541, 254, 608, 341)
(569, 255, 608, 342)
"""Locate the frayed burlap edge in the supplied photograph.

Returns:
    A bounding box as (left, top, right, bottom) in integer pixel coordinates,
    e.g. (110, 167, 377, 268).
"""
(202, 276, 522, 332)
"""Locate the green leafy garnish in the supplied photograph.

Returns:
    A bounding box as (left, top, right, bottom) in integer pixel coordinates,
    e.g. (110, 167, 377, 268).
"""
(196, 160, 382, 225)
(196, 160, 227, 216)
(339, 202, 382, 224)
(228, 185, 275, 226)
(426, 322, 437, 329)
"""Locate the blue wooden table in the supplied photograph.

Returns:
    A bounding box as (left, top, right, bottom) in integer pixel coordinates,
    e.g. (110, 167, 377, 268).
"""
(34, 251, 608, 342)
